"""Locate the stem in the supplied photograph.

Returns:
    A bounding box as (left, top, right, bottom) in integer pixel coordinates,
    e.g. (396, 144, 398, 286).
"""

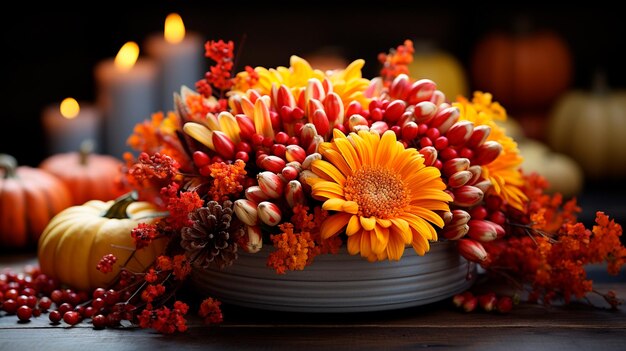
(103, 191, 139, 219)
(79, 139, 94, 166)
(0, 154, 18, 179)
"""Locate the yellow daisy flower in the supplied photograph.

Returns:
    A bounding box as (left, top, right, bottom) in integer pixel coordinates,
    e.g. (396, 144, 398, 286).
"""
(308, 130, 452, 262)
(454, 92, 527, 211)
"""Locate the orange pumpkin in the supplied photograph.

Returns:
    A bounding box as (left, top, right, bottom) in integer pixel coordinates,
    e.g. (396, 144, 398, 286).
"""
(0, 154, 72, 248)
(40, 142, 127, 205)
(471, 30, 572, 110)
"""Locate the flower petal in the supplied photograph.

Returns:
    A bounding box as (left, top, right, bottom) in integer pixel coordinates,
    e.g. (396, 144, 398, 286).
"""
(360, 230, 373, 258)
(372, 225, 389, 254)
(360, 216, 376, 231)
(347, 232, 361, 255)
(311, 160, 346, 185)
(342, 201, 359, 214)
(386, 233, 405, 261)
(346, 215, 361, 236)
(322, 198, 347, 212)
(320, 212, 351, 239)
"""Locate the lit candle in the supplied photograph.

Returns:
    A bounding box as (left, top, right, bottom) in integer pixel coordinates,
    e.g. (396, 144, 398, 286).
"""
(42, 97, 101, 156)
(145, 13, 203, 111)
(95, 42, 158, 159)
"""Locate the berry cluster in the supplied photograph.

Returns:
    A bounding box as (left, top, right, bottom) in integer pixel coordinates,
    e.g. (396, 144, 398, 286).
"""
(452, 291, 513, 313)
(1, 267, 149, 329)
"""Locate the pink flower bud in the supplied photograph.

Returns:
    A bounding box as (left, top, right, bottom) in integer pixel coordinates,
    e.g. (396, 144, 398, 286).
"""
(257, 171, 285, 198)
(458, 238, 488, 262)
(467, 125, 491, 148)
(257, 201, 282, 226)
(467, 219, 499, 242)
(453, 185, 484, 207)
(245, 185, 269, 203)
(234, 199, 259, 226)
(383, 100, 406, 123)
(446, 120, 474, 146)
(413, 101, 437, 124)
(324, 92, 344, 125)
(245, 225, 263, 253)
(443, 158, 471, 177)
(407, 79, 436, 105)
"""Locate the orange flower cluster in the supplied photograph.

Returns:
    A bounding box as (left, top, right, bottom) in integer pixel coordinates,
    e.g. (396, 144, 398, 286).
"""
(267, 205, 341, 274)
(206, 159, 247, 201)
(378, 39, 414, 86)
(483, 173, 626, 307)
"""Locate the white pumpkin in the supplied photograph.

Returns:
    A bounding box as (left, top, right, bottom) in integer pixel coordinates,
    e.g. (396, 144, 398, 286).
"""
(519, 139, 584, 198)
(547, 76, 626, 179)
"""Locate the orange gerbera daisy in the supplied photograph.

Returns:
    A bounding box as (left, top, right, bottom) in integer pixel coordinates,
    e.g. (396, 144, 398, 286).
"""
(308, 130, 452, 261)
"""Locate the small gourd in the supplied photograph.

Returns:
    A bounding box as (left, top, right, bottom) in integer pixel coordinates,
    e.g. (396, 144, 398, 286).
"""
(38, 192, 167, 291)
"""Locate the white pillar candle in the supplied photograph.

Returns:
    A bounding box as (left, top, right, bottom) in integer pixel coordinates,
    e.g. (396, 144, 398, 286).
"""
(95, 41, 158, 159)
(42, 97, 102, 156)
(145, 13, 204, 112)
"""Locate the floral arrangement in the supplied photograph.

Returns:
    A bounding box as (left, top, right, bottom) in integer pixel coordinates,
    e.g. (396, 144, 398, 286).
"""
(4, 39, 623, 333)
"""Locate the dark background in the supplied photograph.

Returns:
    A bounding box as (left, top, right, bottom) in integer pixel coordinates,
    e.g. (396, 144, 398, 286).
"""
(1, 3, 625, 225)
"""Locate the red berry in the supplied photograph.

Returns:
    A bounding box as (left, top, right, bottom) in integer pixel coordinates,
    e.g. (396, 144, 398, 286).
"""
(426, 127, 440, 140)
(63, 311, 81, 325)
(50, 289, 63, 304)
(32, 308, 42, 317)
(17, 306, 32, 321)
(459, 147, 473, 159)
(235, 151, 249, 163)
(452, 293, 465, 308)
(92, 314, 107, 329)
(463, 296, 477, 312)
(497, 296, 513, 313)
(489, 211, 506, 226)
(92, 288, 106, 299)
(49, 310, 62, 324)
(478, 293, 497, 312)
(192, 151, 211, 167)
(485, 195, 503, 211)
(5, 288, 18, 301)
(16, 295, 29, 307)
(21, 287, 36, 296)
(439, 147, 458, 161)
(419, 137, 433, 147)
(370, 107, 383, 121)
(417, 123, 428, 135)
(236, 141, 252, 153)
(274, 132, 289, 145)
(434, 136, 449, 150)
(287, 136, 299, 146)
(58, 302, 73, 316)
(26, 295, 37, 308)
(92, 297, 106, 311)
(84, 306, 95, 318)
(2, 299, 18, 314)
(469, 206, 488, 220)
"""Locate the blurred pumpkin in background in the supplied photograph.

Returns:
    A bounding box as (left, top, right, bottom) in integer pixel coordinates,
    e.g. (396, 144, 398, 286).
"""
(40, 140, 127, 205)
(518, 139, 584, 198)
(408, 41, 468, 100)
(0, 154, 72, 249)
(547, 73, 626, 179)
(470, 28, 573, 110)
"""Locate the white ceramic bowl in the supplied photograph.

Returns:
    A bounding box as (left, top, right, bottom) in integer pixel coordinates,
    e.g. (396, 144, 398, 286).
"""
(191, 241, 475, 312)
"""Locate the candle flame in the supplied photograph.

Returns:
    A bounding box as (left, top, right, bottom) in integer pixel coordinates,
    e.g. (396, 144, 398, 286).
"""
(114, 41, 140, 71)
(60, 98, 80, 120)
(164, 13, 185, 44)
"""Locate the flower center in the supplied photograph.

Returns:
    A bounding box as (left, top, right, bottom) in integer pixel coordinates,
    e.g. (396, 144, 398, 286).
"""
(344, 165, 410, 219)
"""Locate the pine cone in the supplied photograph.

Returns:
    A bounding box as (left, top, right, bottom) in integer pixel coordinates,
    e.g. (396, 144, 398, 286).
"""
(181, 200, 244, 269)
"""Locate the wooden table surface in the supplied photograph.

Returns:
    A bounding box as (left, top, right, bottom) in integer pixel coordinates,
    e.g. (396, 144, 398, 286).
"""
(1, 254, 625, 351)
